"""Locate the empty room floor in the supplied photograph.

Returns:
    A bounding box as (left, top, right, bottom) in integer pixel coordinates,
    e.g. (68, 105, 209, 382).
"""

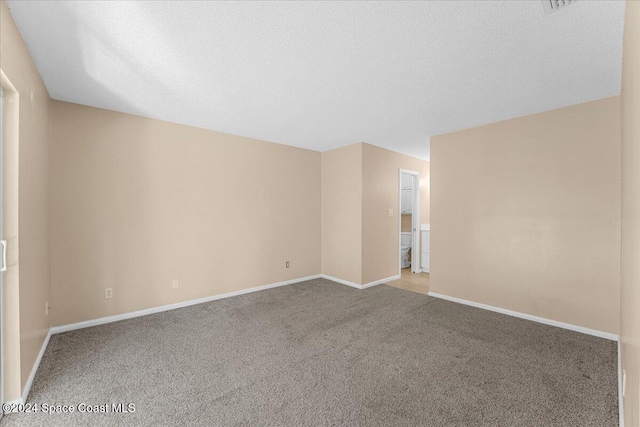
(3, 279, 618, 427)
(387, 268, 430, 294)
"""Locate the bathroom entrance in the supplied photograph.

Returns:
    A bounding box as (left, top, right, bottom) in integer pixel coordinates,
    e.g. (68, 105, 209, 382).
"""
(388, 168, 430, 295)
(399, 170, 420, 274)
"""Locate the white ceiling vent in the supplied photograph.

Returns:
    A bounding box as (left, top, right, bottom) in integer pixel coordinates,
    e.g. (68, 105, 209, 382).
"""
(542, 0, 575, 14)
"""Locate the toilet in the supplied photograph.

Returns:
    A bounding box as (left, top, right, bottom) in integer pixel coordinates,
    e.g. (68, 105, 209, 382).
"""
(401, 232, 412, 268)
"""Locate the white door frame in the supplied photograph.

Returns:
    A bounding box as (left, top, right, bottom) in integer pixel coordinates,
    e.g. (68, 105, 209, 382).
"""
(0, 84, 3, 419)
(398, 169, 420, 275)
(0, 69, 17, 412)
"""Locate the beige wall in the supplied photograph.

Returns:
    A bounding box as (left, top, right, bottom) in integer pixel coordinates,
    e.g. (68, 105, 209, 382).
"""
(49, 104, 431, 323)
(621, 1, 640, 424)
(1, 1, 52, 401)
(321, 143, 363, 285)
(361, 143, 429, 284)
(51, 101, 321, 326)
(431, 97, 621, 335)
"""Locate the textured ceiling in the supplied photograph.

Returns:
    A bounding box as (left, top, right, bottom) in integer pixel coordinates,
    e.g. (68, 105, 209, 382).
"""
(6, 0, 625, 159)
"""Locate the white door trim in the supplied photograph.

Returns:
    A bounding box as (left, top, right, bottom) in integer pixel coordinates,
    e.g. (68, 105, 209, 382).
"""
(0, 83, 3, 417)
(0, 69, 18, 415)
(618, 339, 624, 427)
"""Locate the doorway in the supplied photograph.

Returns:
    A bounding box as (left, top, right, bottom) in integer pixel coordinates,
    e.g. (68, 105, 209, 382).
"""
(398, 169, 419, 274)
(389, 169, 429, 294)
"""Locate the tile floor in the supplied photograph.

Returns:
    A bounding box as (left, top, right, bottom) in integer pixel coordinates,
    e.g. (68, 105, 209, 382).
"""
(386, 267, 429, 294)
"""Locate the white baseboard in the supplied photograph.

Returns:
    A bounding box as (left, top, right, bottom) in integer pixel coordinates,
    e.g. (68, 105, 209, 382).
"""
(51, 274, 321, 335)
(4, 397, 23, 406)
(320, 274, 400, 290)
(9, 328, 52, 404)
(427, 291, 618, 341)
(361, 275, 400, 289)
(320, 274, 361, 289)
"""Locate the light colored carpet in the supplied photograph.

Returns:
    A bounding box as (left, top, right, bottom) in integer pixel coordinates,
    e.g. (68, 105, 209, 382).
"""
(2, 278, 618, 426)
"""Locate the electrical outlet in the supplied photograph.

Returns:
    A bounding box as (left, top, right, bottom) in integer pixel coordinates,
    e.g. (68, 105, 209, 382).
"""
(105, 288, 113, 299)
(623, 369, 626, 397)
(172, 279, 179, 289)
(45, 301, 50, 316)
(286, 261, 290, 268)
(388, 209, 393, 217)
